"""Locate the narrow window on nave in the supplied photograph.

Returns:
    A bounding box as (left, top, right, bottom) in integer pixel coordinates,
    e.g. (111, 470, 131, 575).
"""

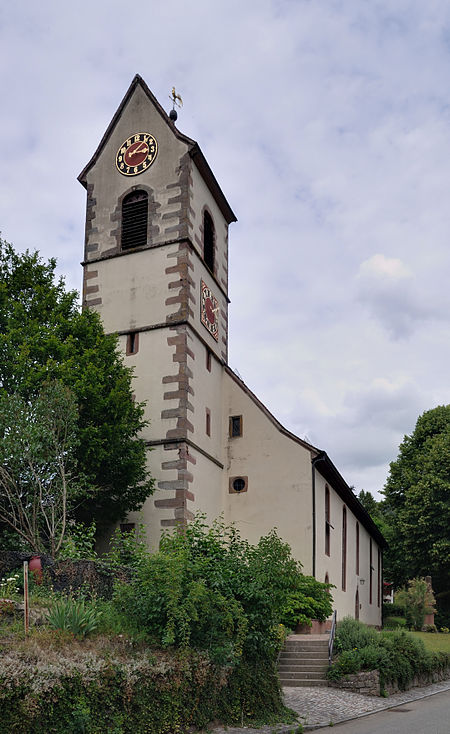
(377, 548, 381, 607)
(342, 506, 347, 591)
(325, 486, 331, 556)
(203, 210, 215, 273)
(121, 190, 148, 250)
(355, 522, 360, 575)
(369, 539, 373, 604)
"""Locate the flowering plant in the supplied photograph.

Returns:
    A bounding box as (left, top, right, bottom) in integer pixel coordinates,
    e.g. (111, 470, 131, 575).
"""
(0, 573, 20, 599)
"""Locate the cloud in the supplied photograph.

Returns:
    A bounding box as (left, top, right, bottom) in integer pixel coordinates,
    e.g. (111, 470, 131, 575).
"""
(356, 254, 436, 339)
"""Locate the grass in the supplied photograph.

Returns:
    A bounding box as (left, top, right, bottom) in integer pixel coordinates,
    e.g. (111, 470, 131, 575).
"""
(409, 631, 450, 654)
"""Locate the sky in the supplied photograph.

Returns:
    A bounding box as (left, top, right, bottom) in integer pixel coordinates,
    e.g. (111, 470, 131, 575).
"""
(1, 1, 450, 498)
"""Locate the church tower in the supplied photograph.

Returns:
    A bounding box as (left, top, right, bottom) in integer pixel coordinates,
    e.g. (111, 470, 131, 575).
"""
(78, 76, 236, 545)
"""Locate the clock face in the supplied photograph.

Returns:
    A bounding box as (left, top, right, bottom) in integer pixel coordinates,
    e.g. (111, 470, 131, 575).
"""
(200, 280, 219, 341)
(116, 132, 158, 176)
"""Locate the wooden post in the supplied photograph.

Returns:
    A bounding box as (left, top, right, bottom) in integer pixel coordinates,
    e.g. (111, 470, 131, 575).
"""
(23, 561, 29, 635)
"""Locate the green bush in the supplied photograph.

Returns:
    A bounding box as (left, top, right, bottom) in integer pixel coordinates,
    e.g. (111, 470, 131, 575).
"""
(104, 522, 149, 570)
(328, 619, 448, 690)
(280, 575, 333, 630)
(395, 578, 436, 630)
(334, 616, 379, 652)
(59, 521, 98, 560)
(384, 616, 407, 629)
(383, 601, 406, 619)
(113, 516, 321, 664)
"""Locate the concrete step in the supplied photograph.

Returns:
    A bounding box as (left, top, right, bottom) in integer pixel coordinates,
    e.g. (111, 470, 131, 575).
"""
(279, 669, 328, 679)
(278, 663, 329, 672)
(279, 652, 329, 660)
(284, 642, 328, 652)
(280, 679, 329, 687)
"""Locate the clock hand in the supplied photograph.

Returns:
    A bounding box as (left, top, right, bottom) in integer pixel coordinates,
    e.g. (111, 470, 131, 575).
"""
(129, 143, 148, 156)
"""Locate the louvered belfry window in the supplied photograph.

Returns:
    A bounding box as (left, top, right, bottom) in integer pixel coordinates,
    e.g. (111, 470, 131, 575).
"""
(203, 210, 215, 272)
(121, 190, 148, 250)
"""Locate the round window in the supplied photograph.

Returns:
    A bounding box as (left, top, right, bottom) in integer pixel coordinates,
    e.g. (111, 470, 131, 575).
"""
(233, 477, 246, 493)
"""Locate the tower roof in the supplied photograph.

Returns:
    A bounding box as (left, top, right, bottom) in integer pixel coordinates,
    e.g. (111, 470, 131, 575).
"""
(78, 74, 237, 225)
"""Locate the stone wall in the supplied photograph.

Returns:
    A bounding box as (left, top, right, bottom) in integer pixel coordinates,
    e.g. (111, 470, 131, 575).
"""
(0, 552, 133, 599)
(329, 670, 380, 696)
(329, 666, 450, 697)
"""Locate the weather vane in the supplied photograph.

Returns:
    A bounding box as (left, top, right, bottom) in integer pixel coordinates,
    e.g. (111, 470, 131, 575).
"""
(169, 87, 183, 122)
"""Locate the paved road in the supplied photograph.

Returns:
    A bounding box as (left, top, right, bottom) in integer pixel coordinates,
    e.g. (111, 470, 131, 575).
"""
(208, 680, 450, 733)
(312, 688, 450, 733)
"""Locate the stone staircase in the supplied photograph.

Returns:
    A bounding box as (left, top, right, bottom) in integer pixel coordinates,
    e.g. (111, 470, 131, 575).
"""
(278, 634, 329, 687)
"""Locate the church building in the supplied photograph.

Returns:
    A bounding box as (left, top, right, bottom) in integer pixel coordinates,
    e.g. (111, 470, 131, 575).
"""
(78, 75, 386, 626)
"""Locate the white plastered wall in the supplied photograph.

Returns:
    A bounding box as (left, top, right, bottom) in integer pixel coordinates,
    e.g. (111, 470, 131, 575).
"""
(315, 472, 382, 626)
(223, 372, 314, 573)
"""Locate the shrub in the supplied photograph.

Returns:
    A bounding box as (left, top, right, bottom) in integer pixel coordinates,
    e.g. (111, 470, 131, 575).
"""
(395, 578, 436, 631)
(46, 595, 102, 638)
(334, 617, 378, 653)
(328, 622, 447, 691)
(384, 616, 407, 629)
(280, 575, 333, 630)
(58, 521, 97, 560)
(104, 522, 149, 570)
(383, 601, 406, 619)
(113, 516, 318, 665)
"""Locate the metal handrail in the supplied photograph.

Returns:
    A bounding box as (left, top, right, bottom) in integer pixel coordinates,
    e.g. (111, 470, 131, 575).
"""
(328, 609, 337, 665)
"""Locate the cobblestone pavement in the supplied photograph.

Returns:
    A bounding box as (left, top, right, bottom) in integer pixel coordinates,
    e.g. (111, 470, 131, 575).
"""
(206, 679, 450, 733)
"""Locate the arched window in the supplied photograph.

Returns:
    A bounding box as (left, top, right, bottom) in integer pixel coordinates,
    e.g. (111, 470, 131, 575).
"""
(342, 506, 347, 591)
(203, 210, 215, 273)
(121, 190, 148, 250)
(355, 522, 360, 576)
(325, 486, 331, 556)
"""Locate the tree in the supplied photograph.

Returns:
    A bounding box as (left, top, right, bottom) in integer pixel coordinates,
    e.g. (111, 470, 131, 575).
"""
(395, 577, 436, 630)
(382, 406, 450, 600)
(0, 238, 154, 531)
(0, 382, 78, 556)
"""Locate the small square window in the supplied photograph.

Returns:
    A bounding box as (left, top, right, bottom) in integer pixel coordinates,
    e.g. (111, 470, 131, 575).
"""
(206, 349, 212, 372)
(120, 523, 135, 535)
(126, 332, 139, 355)
(229, 415, 243, 438)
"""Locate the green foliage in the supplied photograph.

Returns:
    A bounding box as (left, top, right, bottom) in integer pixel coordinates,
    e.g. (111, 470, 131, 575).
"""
(334, 616, 379, 653)
(280, 575, 333, 630)
(0, 381, 79, 555)
(104, 523, 148, 569)
(0, 651, 226, 733)
(0, 239, 153, 532)
(59, 522, 98, 560)
(46, 595, 102, 638)
(382, 405, 450, 603)
(215, 657, 295, 726)
(0, 572, 20, 599)
(383, 601, 406, 619)
(395, 578, 436, 630)
(383, 616, 407, 630)
(329, 618, 450, 690)
(113, 517, 320, 666)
